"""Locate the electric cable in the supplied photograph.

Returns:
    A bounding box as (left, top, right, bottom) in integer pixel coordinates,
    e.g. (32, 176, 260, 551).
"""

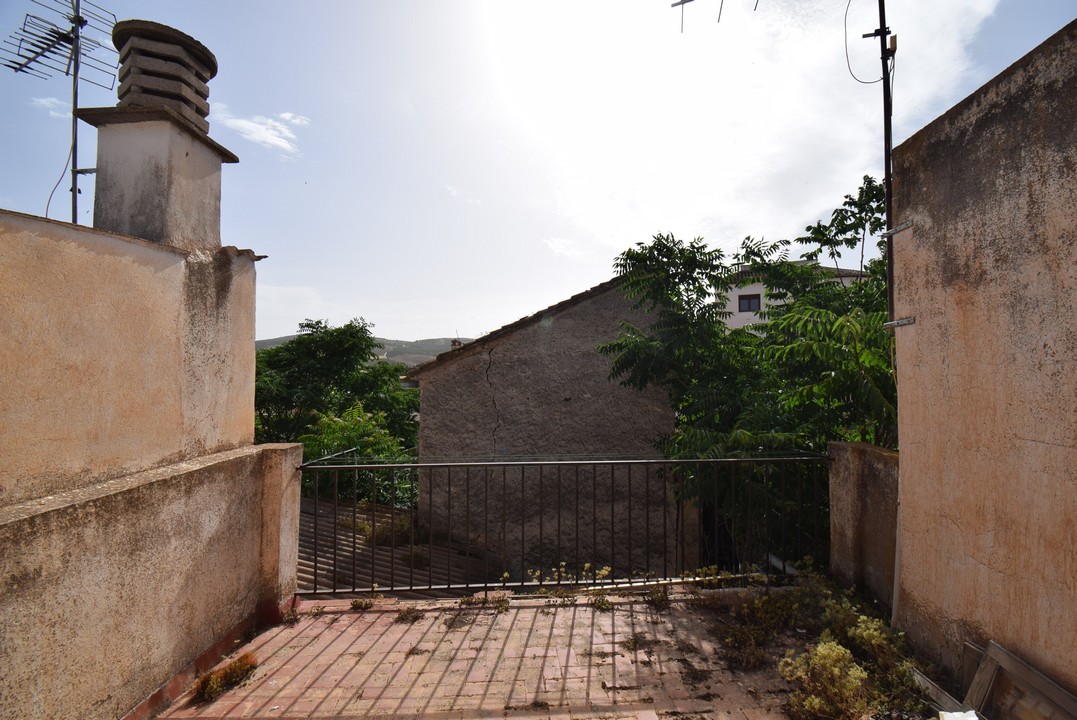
(845, 0, 883, 84)
(45, 139, 74, 220)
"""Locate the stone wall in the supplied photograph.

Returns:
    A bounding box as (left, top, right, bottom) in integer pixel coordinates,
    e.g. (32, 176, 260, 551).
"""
(891, 20, 1076, 693)
(412, 281, 673, 460)
(828, 442, 898, 609)
(0, 210, 255, 506)
(410, 281, 679, 577)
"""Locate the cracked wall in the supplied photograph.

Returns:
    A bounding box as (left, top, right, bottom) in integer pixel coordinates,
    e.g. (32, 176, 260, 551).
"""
(891, 20, 1077, 693)
(412, 282, 678, 577)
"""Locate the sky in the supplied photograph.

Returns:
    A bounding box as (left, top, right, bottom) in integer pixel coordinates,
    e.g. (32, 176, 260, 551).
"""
(1, 1, 1073, 341)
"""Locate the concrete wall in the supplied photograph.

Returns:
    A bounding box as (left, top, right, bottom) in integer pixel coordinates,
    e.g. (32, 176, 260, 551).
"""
(0, 443, 301, 720)
(828, 442, 898, 609)
(891, 21, 1077, 692)
(0, 210, 255, 506)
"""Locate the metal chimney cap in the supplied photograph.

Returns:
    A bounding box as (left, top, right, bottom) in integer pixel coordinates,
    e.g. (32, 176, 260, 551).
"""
(112, 19, 217, 79)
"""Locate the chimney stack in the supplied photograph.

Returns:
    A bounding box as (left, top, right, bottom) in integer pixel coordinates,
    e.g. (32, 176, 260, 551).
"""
(76, 20, 237, 251)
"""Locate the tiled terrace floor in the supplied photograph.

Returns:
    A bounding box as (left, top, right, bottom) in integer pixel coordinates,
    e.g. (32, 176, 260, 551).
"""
(159, 590, 792, 719)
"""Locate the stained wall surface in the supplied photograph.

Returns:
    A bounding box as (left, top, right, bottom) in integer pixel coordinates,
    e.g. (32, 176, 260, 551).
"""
(0, 443, 302, 720)
(828, 442, 898, 609)
(891, 21, 1076, 692)
(411, 282, 673, 461)
(409, 281, 678, 576)
(0, 210, 255, 505)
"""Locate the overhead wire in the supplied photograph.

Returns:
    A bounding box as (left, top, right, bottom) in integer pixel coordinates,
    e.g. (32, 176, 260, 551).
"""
(844, 0, 883, 84)
(45, 138, 74, 219)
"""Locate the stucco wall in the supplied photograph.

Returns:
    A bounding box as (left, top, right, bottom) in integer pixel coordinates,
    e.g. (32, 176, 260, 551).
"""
(891, 20, 1077, 692)
(0, 443, 301, 720)
(828, 442, 897, 609)
(0, 210, 255, 505)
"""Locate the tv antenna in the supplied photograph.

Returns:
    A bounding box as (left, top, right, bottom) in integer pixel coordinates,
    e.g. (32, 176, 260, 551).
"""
(2, 0, 118, 223)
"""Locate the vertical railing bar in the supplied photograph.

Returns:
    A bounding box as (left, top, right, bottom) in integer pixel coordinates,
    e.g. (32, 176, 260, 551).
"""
(409, 468, 416, 591)
(627, 464, 633, 585)
(591, 464, 597, 585)
(427, 466, 434, 590)
(727, 461, 735, 574)
(392, 469, 400, 594)
(574, 463, 580, 584)
(447, 466, 453, 590)
(712, 461, 720, 573)
(520, 466, 526, 588)
(556, 464, 562, 588)
(332, 469, 339, 591)
(369, 469, 377, 590)
(484, 465, 490, 592)
(465, 465, 471, 590)
(352, 468, 358, 591)
(645, 464, 651, 580)
(538, 464, 544, 587)
(501, 465, 508, 586)
(654, 460, 663, 576)
(678, 464, 686, 577)
(311, 469, 319, 592)
(609, 463, 615, 584)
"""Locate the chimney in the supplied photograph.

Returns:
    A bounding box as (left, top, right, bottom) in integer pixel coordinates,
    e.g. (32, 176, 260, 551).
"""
(76, 20, 238, 251)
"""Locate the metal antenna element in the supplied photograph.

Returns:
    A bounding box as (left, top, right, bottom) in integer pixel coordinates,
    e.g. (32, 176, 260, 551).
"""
(2, 0, 118, 223)
(671, 0, 695, 33)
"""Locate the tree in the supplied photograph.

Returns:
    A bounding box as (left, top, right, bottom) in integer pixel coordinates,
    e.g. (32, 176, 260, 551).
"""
(255, 318, 419, 459)
(600, 176, 895, 455)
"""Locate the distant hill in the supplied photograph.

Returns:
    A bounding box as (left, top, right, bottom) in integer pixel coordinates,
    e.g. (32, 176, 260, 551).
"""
(254, 335, 472, 367)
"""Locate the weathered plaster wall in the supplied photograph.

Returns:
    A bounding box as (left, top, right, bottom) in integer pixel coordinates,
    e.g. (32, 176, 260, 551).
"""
(411, 283, 678, 577)
(414, 283, 672, 460)
(0, 443, 302, 720)
(828, 442, 897, 609)
(0, 210, 255, 505)
(891, 20, 1077, 692)
(93, 119, 224, 250)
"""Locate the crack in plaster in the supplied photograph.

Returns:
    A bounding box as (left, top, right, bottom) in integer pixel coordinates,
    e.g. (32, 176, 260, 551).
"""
(484, 346, 502, 451)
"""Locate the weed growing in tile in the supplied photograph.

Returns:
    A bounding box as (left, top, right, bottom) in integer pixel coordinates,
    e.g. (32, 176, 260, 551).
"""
(193, 652, 258, 703)
(442, 612, 475, 630)
(281, 607, 300, 625)
(704, 567, 930, 718)
(644, 585, 671, 611)
(394, 606, 423, 624)
(406, 646, 429, 657)
(591, 594, 613, 613)
(308, 605, 326, 618)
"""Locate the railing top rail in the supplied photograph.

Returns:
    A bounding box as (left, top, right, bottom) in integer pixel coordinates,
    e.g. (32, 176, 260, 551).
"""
(299, 454, 829, 471)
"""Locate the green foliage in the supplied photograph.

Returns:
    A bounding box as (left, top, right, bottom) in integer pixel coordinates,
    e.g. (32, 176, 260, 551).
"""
(601, 176, 895, 456)
(255, 318, 419, 458)
(709, 570, 929, 718)
(779, 641, 871, 720)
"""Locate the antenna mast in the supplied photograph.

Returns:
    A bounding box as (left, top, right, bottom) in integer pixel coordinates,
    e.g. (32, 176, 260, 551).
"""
(2, 0, 117, 223)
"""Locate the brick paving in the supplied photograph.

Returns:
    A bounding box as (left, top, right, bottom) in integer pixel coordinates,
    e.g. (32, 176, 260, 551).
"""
(158, 590, 791, 719)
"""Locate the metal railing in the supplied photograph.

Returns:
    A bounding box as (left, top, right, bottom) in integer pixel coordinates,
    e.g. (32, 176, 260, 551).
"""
(297, 456, 829, 596)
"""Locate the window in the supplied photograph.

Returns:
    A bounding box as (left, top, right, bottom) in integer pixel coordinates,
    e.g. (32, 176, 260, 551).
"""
(738, 294, 761, 313)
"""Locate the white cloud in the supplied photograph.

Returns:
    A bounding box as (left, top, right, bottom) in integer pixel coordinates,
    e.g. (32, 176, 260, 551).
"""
(278, 112, 311, 127)
(30, 97, 69, 119)
(212, 103, 309, 157)
(474, 0, 1002, 258)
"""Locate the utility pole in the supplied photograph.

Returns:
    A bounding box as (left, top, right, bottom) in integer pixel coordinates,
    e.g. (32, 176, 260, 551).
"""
(863, 0, 897, 320)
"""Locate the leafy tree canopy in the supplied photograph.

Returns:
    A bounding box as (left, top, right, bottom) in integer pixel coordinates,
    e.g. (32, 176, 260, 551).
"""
(255, 318, 419, 460)
(601, 176, 895, 455)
